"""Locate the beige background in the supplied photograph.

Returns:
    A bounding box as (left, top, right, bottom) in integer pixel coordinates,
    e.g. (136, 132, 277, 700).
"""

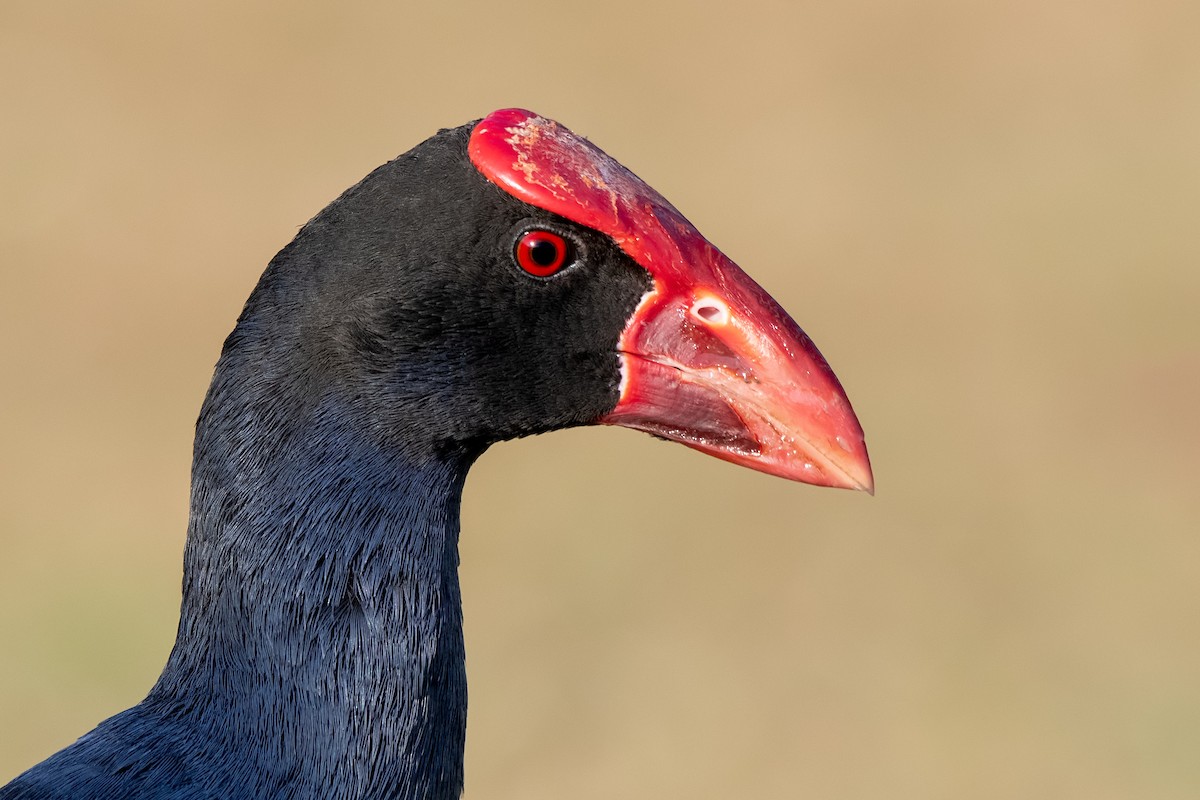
(2, 1, 1197, 798)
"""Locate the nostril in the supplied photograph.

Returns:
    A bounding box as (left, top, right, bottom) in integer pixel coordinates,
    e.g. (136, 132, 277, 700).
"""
(691, 298, 730, 326)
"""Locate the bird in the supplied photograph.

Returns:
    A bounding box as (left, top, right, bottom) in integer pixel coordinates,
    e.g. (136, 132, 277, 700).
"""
(1, 108, 872, 800)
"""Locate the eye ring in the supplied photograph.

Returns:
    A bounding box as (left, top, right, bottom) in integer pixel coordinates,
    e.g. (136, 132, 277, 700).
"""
(514, 229, 572, 278)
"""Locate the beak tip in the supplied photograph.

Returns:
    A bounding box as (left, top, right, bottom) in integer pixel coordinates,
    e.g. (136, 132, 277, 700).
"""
(851, 459, 875, 495)
(827, 463, 875, 495)
(817, 441, 874, 495)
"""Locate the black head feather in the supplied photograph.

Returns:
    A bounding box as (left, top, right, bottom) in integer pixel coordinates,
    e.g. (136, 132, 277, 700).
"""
(212, 122, 653, 464)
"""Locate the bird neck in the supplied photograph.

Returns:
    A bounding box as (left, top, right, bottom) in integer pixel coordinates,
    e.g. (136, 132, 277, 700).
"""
(148, 385, 476, 800)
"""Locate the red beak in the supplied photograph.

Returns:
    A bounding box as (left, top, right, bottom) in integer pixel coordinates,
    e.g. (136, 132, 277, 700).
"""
(469, 109, 873, 492)
(600, 245, 873, 492)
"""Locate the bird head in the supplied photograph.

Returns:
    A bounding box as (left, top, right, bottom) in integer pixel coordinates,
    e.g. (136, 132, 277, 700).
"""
(226, 109, 872, 492)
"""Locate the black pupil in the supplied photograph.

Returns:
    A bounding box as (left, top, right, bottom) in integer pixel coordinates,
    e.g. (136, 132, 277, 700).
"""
(530, 238, 560, 267)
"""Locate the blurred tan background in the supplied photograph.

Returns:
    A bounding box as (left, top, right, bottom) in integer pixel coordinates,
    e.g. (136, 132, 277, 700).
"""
(2, 1, 1197, 797)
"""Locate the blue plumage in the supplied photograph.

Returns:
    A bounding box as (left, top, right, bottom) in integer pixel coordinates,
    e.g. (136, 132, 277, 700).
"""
(7, 395, 473, 799)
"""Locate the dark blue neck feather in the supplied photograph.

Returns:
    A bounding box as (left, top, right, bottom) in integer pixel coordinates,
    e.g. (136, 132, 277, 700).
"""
(145, 386, 475, 800)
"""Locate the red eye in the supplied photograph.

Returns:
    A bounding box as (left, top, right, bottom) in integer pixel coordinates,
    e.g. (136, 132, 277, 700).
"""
(514, 230, 570, 277)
